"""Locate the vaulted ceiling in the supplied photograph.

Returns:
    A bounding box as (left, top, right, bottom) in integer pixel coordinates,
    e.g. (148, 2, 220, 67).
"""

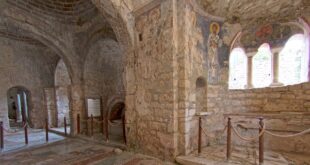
(0, 0, 308, 47)
(7, 0, 98, 25)
(196, 0, 310, 24)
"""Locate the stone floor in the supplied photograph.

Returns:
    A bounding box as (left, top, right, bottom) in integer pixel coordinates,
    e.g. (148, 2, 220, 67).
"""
(49, 126, 71, 134)
(0, 138, 175, 165)
(176, 145, 310, 165)
(1, 128, 64, 153)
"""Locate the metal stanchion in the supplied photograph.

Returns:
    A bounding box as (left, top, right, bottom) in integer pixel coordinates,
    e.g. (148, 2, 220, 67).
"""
(64, 117, 67, 136)
(0, 121, 3, 149)
(24, 121, 28, 145)
(198, 116, 202, 154)
(227, 117, 231, 160)
(259, 118, 264, 165)
(77, 114, 80, 134)
(91, 114, 94, 136)
(45, 118, 49, 142)
(105, 117, 109, 142)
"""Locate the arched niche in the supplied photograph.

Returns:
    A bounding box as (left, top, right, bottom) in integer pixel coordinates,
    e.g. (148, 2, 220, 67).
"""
(54, 59, 71, 129)
(196, 77, 207, 112)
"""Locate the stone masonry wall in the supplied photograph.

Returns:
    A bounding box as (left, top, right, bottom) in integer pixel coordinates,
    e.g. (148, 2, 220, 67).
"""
(84, 38, 124, 107)
(126, 1, 175, 159)
(83, 38, 124, 133)
(205, 83, 310, 154)
(0, 38, 58, 129)
(181, 2, 310, 155)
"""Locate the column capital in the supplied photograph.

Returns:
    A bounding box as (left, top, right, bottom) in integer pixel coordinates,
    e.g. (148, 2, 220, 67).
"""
(271, 47, 283, 54)
(245, 52, 255, 57)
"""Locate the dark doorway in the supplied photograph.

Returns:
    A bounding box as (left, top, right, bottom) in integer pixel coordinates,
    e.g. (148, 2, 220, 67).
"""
(107, 102, 126, 143)
(7, 87, 31, 128)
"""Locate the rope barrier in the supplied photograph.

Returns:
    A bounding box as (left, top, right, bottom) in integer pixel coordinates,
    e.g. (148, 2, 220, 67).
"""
(93, 119, 104, 124)
(265, 128, 310, 138)
(22, 122, 28, 129)
(231, 123, 265, 142)
(200, 125, 227, 139)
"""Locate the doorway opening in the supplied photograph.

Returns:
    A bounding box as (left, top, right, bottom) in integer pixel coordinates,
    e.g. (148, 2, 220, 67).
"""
(7, 86, 31, 129)
(107, 102, 126, 143)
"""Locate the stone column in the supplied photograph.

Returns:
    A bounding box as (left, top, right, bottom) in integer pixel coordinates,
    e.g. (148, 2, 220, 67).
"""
(246, 55, 253, 89)
(69, 84, 85, 135)
(270, 51, 283, 87)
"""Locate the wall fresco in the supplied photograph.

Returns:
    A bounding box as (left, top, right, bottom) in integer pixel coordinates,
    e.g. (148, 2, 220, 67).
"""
(197, 15, 229, 84)
(240, 23, 299, 51)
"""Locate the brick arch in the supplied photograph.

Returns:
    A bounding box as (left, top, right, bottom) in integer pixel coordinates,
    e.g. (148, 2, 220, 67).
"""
(3, 18, 75, 83)
(105, 95, 125, 119)
(90, 0, 133, 50)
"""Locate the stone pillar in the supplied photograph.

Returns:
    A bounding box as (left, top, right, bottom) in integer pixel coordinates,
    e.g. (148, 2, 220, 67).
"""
(270, 52, 283, 87)
(69, 84, 85, 135)
(246, 55, 253, 89)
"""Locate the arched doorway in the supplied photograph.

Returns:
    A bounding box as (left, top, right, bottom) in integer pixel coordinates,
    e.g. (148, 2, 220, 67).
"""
(107, 101, 126, 143)
(7, 86, 31, 128)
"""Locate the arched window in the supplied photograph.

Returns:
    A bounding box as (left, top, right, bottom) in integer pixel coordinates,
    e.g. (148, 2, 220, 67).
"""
(229, 48, 247, 89)
(279, 34, 308, 85)
(252, 43, 272, 88)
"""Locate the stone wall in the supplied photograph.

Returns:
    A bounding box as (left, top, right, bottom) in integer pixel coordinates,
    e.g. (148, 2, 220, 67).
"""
(84, 38, 124, 100)
(83, 38, 124, 133)
(178, 1, 310, 156)
(0, 38, 58, 129)
(204, 83, 310, 154)
(126, 0, 175, 159)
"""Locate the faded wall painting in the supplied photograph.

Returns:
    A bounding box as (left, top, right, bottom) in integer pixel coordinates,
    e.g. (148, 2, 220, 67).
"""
(197, 16, 229, 84)
(240, 23, 301, 51)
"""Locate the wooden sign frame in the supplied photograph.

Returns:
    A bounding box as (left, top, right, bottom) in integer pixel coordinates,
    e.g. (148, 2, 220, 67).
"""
(85, 97, 102, 117)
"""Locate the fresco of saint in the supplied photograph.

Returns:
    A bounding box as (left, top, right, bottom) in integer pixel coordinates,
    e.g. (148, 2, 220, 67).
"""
(207, 22, 222, 82)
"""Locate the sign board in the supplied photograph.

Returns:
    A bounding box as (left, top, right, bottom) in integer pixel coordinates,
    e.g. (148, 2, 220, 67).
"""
(86, 98, 101, 117)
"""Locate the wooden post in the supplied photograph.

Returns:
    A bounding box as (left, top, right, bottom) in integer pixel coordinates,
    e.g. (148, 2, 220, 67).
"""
(77, 114, 80, 134)
(105, 116, 109, 142)
(64, 117, 67, 136)
(259, 118, 264, 164)
(227, 117, 231, 160)
(0, 121, 3, 149)
(91, 114, 94, 136)
(45, 118, 49, 142)
(101, 115, 104, 134)
(24, 121, 28, 145)
(198, 116, 202, 154)
(122, 115, 127, 144)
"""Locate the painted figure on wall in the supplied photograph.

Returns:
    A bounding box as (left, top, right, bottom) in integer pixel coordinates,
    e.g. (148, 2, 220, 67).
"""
(207, 22, 222, 82)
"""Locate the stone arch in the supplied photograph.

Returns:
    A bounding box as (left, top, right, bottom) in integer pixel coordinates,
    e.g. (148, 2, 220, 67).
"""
(3, 14, 75, 82)
(78, 14, 117, 59)
(105, 95, 126, 143)
(83, 37, 125, 110)
(90, 0, 134, 49)
(90, 1, 134, 93)
(106, 96, 125, 118)
(90, 0, 135, 98)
